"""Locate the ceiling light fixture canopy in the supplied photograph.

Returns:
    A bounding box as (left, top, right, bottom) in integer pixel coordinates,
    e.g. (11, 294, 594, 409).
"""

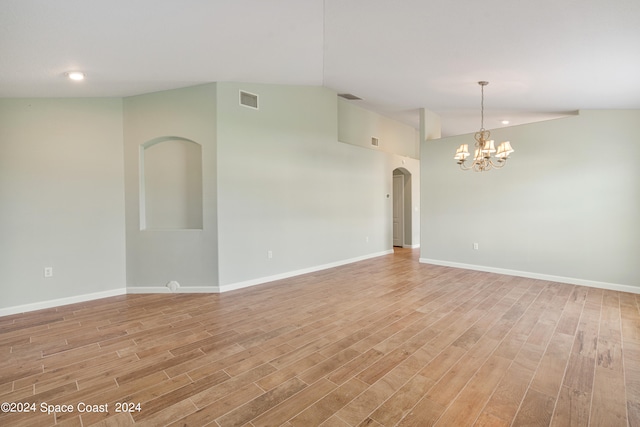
(454, 81, 514, 171)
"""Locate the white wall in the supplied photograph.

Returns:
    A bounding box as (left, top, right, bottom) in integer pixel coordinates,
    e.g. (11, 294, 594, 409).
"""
(0, 98, 126, 313)
(123, 84, 218, 291)
(420, 110, 640, 291)
(216, 83, 418, 288)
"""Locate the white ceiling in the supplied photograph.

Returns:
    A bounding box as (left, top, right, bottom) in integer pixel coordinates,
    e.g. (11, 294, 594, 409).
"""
(2, 0, 639, 136)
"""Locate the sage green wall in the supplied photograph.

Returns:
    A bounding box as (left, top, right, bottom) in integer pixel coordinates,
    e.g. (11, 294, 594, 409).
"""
(123, 84, 218, 290)
(216, 83, 418, 287)
(421, 110, 640, 290)
(0, 98, 126, 311)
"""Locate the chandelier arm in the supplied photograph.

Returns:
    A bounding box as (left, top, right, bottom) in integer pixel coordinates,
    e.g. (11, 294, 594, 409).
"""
(491, 158, 507, 168)
(458, 160, 473, 171)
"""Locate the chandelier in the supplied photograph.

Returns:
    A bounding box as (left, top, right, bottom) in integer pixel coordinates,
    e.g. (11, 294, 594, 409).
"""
(454, 81, 514, 171)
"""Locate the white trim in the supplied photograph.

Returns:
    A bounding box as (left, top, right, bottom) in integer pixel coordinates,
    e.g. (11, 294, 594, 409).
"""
(419, 258, 640, 295)
(127, 286, 218, 294)
(403, 244, 420, 249)
(219, 250, 394, 293)
(0, 288, 127, 317)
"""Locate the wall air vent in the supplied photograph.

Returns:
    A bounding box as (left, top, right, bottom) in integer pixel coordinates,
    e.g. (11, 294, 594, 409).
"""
(239, 91, 259, 109)
(338, 93, 362, 101)
(371, 137, 379, 147)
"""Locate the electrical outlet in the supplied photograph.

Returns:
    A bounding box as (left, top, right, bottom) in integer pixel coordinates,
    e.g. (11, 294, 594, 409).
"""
(44, 267, 53, 278)
(268, 250, 273, 259)
(365, 236, 369, 243)
(473, 243, 479, 250)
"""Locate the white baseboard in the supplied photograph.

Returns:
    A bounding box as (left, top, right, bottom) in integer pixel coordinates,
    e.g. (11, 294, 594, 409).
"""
(0, 288, 127, 317)
(0, 250, 399, 316)
(219, 249, 395, 293)
(419, 258, 640, 295)
(403, 244, 420, 249)
(127, 286, 217, 294)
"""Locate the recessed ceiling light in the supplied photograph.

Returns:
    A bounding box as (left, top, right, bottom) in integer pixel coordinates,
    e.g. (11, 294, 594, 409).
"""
(501, 120, 510, 125)
(66, 71, 85, 81)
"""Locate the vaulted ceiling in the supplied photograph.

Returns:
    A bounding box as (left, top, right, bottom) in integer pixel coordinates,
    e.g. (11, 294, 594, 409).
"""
(2, 0, 639, 136)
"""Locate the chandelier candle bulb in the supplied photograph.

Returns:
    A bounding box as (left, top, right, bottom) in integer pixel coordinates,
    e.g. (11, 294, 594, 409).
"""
(495, 141, 514, 159)
(454, 144, 470, 160)
(455, 81, 514, 172)
(482, 140, 496, 154)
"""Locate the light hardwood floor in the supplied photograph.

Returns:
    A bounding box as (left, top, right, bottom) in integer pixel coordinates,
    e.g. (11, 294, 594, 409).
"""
(1, 249, 639, 426)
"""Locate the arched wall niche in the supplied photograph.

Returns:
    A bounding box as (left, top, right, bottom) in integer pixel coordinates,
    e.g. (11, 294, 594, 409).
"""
(140, 136, 203, 230)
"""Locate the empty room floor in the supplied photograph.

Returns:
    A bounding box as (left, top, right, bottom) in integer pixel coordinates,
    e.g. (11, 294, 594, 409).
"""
(1, 248, 639, 426)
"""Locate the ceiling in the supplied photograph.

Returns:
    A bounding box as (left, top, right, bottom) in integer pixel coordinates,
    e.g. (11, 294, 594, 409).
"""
(2, 0, 639, 136)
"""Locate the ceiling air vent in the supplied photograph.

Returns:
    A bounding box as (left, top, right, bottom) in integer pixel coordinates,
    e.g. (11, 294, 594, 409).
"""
(371, 137, 379, 147)
(239, 91, 258, 109)
(338, 93, 362, 100)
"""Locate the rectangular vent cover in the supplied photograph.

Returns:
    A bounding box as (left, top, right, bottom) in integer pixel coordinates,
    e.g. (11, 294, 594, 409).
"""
(371, 137, 379, 147)
(240, 91, 259, 109)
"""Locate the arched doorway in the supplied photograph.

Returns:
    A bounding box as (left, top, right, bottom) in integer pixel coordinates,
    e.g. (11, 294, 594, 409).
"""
(392, 167, 412, 247)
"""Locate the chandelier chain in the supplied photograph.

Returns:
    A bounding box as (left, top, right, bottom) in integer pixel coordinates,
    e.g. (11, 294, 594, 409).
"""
(480, 82, 485, 130)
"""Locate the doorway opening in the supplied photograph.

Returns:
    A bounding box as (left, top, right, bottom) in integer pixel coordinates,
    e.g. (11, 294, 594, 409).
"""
(392, 167, 412, 247)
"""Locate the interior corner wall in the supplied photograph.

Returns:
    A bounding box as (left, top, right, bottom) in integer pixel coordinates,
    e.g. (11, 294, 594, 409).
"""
(420, 110, 640, 291)
(123, 84, 218, 291)
(338, 98, 420, 159)
(421, 108, 442, 141)
(216, 83, 410, 288)
(0, 98, 126, 312)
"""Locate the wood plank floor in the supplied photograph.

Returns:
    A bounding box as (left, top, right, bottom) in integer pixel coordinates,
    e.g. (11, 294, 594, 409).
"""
(1, 248, 639, 426)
